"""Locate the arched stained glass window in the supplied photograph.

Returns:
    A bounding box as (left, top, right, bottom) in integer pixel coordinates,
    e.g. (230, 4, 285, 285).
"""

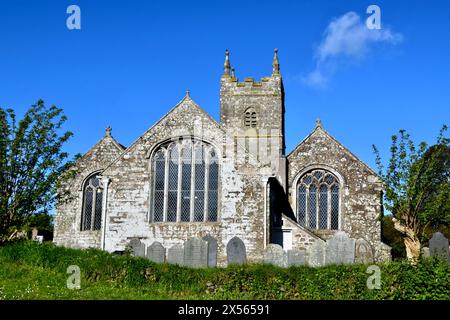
(81, 174, 103, 231)
(151, 139, 219, 223)
(296, 169, 340, 230)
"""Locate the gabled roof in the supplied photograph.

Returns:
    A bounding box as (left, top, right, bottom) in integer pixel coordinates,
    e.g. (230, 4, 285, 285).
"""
(101, 92, 223, 173)
(75, 129, 125, 165)
(288, 121, 380, 177)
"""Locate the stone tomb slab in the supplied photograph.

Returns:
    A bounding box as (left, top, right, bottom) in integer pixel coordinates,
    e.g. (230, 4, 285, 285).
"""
(307, 240, 326, 267)
(183, 237, 208, 268)
(202, 235, 218, 267)
(354, 238, 374, 264)
(287, 249, 306, 267)
(167, 244, 184, 266)
(146, 241, 166, 263)
(325, 231, 355, 265)
(226, 237, 247, 265)
(128, 238, 145, 257)
(263, 244, 287, 268)
(429, 232, 450, 263)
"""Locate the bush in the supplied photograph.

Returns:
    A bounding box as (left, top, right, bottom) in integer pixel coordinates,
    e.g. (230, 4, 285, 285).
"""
(0, 241, 448, 300)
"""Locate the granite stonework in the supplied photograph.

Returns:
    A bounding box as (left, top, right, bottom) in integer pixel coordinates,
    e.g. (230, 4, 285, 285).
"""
(429, 232, 450, 263)
(54, 50, 391, 265)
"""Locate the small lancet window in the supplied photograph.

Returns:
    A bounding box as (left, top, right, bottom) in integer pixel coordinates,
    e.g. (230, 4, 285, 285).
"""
(81, 174, 103, 231)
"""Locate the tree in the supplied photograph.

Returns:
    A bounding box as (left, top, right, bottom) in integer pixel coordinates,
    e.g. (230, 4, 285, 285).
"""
(373, 126, 450, 261)
(0, 100, 73, 243)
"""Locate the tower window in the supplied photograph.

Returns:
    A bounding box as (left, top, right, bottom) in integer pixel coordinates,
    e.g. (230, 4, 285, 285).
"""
(244, 108, 257, 128)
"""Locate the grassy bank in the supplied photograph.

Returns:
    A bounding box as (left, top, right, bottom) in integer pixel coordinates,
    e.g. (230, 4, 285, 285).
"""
(0, 241, 449, 300)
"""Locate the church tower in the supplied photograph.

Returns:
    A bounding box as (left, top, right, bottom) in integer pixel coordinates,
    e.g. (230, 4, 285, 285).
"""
(220, 49, 286, 187)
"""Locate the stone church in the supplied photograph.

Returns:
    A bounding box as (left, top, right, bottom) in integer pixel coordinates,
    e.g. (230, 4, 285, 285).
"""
(54, 50, 391, 265)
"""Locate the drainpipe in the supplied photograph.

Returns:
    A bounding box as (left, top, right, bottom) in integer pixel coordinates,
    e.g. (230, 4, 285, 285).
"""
(100, 176, 110, 251)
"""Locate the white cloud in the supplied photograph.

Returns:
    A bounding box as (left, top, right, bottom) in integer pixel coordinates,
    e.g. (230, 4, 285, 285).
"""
(302, 11, 403, 87)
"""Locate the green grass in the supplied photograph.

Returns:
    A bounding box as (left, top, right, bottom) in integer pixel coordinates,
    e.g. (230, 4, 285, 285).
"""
(0, 241, 449, 300)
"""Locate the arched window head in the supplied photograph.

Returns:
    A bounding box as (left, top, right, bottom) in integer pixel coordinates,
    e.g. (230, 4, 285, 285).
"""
(81, 174, 103, 231)
(296, 169, 340, 230)
(244, 108, 257, 128)
(151, 138, 219, 223)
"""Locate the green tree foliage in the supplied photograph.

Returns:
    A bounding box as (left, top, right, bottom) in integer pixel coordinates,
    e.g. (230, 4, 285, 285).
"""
(373, 126, 450, 261)
(0, 100, 72, 243)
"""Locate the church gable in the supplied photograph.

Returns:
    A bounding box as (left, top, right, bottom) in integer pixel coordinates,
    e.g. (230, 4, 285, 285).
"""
(102, 92, 224, 177)
(63, 127, 125, 191)
(287, 121, 381, 188)
(54, 128, 124, 249)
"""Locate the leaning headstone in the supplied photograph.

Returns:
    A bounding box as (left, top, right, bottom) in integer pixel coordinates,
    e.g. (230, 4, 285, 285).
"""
(183, 237, 208, 268)
(307, 240, 326, 267)
(429, 232, 450, 263)
(202, 235, 218, 267)
(421, 247, 430, 258)
(167, 244, 184, 266)
(287, 249, 306, 267)
(226, 237, 247, 265)
(128, 238, 145, 257)
(264, 244, 287, 267)
(325, 231, 356, 265)
(354, 238, 374, 264)
(146, 241, 166, 263)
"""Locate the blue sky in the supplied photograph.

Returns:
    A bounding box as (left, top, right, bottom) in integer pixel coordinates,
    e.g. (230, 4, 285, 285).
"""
(0, 0, 449, 171)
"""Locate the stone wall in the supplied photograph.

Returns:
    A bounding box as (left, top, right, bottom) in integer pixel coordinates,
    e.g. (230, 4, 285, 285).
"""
(100, 95, 268, 266)
(54, 130, 125, 248)
(287, 123, 388, 260)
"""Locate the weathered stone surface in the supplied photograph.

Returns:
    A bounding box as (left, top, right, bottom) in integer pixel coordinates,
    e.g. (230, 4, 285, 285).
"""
(307, 240, 326, 267)
(202, 235, 218, 267)
(226, 237, 247, 265)
(54, 51, 391, 265)
(354, 238, 374, 264)
(128, 238, 145, 257)
(429, 232, 450, 263)
(263, 244, 287, 267)
(421, 247, 430, 258)
(287, 249, 306, 266)
(325, 231, 355, 265)
(184, 237, 208, 268)
(146, 241, 166, 263)
(167, 244, 184, 265)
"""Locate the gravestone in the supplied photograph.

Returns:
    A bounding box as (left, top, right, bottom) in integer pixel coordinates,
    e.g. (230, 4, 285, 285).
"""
(325, 231, 356, 265)
(226, 237, 247, 265)
(307, 240, 326, 267)
(354, 238, 374, 264)
(264, 244, 287, 267)
(183, 237, 208, 268)
(287, 249, 306, 267)
(167, 244, 184, 266)
(429, 232, 450, 263)
(128, 238, 145, 257)
(421, 247, 430, 258)
(146, 241, 166, 263)
(202, 235, 218, 267)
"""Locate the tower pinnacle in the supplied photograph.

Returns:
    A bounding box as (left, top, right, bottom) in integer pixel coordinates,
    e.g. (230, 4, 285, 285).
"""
(223, 49, 231, 76)
(272, 48, 280, 75)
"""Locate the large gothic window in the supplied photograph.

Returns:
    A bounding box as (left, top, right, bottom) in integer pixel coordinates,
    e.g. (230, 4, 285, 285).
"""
(151, 139, 219, 223)
(296, 169, 340, 230)
(81, 174, 103, 231)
